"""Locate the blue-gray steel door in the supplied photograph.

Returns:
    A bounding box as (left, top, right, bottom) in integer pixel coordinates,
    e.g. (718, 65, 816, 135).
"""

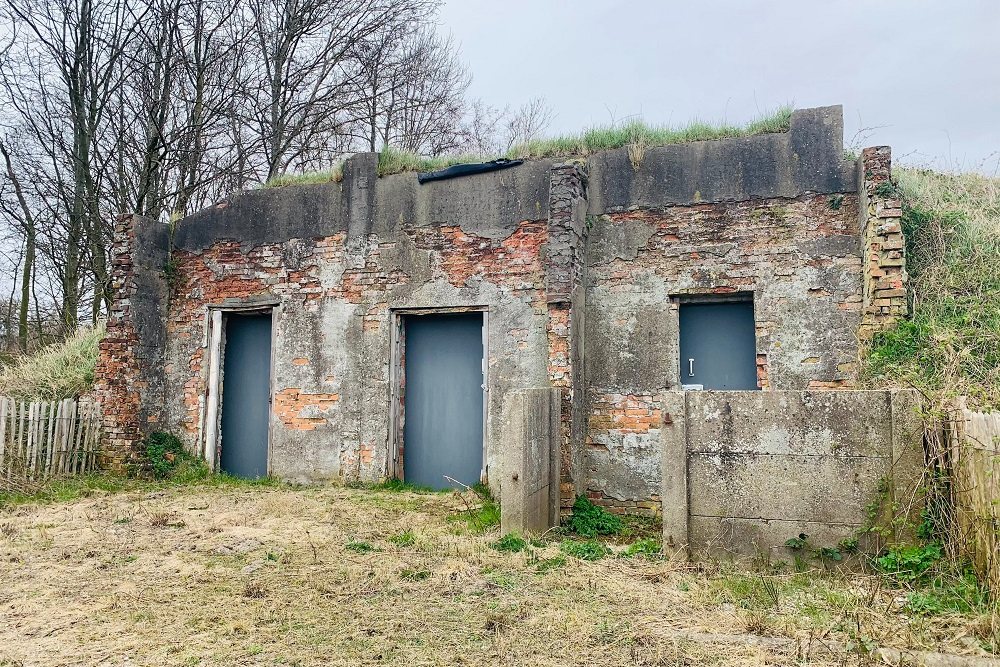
(220, 313, 272, 478)
(679, 302, 758, 390)
(403, 312, 484, 489)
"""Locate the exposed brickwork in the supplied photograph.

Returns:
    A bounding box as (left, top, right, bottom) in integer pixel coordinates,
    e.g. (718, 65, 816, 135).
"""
(586, 490, 662, 518)
(859, 146, 908, 339)
(94, 214, 169, 470)
(546, 162, 588, 511)
(273, 388, 340, 430)
(160, 216, 549, 482)
(93, 216, 144, 469)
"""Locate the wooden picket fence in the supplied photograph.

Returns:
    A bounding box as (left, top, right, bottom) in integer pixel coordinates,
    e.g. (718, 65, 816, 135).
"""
(947, 398, 1000, 597)
(0, 396, 101, 486)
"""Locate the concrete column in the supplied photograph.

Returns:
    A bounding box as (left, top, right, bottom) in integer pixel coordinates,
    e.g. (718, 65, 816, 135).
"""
(500, 387, 561, 535)
(660, 390, 689, 558)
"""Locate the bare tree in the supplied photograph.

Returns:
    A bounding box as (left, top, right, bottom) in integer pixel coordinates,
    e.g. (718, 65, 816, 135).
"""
(239, 0, 437, 180)
(348, 25, 470, 155)
(459, 97, 553, 156)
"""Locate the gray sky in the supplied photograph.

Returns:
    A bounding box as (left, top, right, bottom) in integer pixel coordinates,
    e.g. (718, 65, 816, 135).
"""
(440, 0, 1000, 174)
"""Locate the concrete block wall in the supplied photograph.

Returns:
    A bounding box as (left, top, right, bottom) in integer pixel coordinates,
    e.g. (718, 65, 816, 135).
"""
(661, 389, 924, 558)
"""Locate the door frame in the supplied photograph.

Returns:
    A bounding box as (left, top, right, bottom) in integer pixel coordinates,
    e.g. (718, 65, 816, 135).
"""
(674, 291, 758, 389)
(388, 305, 489, 485)
(203, 301, 279, 474)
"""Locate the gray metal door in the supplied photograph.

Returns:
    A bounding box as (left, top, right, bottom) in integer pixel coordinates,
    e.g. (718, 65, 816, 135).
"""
(220, 313, 272, 478)
(679, 302, 758, 390)
(403, 312, 484, 489)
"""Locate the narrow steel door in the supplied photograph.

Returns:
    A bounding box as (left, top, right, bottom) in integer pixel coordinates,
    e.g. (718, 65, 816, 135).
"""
(679, 302, 758, 390)
(403, 312, 484, 489)
(220, 313, 273, 478)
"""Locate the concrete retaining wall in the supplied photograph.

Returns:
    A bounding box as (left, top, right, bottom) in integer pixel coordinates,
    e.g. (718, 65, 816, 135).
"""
(661, 389, 924, 558)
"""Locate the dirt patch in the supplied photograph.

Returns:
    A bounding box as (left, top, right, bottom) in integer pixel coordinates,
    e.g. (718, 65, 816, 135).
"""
(0, 484, 994, 666)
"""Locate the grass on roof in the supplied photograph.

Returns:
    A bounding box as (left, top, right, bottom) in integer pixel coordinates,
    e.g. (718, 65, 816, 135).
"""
(863, 167, 1000, 409)
(505, 105, 793, 160)
(261, 106, 794, 188)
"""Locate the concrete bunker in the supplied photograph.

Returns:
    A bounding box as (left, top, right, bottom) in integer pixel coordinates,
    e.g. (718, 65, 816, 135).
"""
(94, 106, 922, 556)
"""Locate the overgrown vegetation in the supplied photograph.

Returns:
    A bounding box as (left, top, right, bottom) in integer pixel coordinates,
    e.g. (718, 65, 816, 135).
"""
(565, 495, 625, 538)
(263, 106, 794, 187)
(506, 106, 792, 160)
(0, 322, 104, 400)
(451, 483, 501, 533)
(143, 431, 204, 480)
(863, 167, 1000, 410)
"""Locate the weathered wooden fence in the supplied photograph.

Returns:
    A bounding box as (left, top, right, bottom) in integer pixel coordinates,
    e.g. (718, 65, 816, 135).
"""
(947, 399, 1000, 596)
(0, 396, 101, 484)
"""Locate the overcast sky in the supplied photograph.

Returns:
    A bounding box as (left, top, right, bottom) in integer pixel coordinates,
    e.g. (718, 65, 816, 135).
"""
(440, 0, 1000, 174)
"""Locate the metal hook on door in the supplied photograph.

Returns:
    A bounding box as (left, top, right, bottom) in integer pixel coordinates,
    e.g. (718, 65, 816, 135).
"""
(688, 358, 695, 377)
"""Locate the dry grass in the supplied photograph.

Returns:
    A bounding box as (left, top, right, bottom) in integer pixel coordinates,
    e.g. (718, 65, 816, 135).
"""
(0, 322, 105, 400)
(0, 484, 994, 666)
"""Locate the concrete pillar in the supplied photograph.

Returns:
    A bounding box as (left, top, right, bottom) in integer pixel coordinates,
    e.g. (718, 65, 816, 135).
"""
(500, 387, 561, 535)
(659, 390, 689, 558)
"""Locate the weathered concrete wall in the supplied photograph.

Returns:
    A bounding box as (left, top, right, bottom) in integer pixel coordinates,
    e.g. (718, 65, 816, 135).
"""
(95, 105, 902, 527)
(500, 387, 561, 534)
(584, 193, 865, 508)
(661, 389, 923, 559)
(587, 106, 854, 214)
(580, 106, 867, 512)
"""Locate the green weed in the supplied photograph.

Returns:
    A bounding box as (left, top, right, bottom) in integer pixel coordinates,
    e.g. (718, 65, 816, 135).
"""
(559, 539, 610, 561)
(345, 541, 379, 554)
(565, 495, 624, 538)
(491, 533, 528, 553)
(452, 483, 501, 533)
(389, 531, 416, 547)
(621, 538, 662, 558)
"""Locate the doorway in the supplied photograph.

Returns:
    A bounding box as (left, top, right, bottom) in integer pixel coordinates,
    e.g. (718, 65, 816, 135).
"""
(219, 312, 273, 478)
(679, 300, 758, 390)
(401, 311, 485, 489)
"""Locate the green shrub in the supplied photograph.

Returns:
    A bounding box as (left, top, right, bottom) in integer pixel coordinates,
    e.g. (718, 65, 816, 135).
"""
(491, 533, 528, 553)
(345, 541, 379, 553)
(565, 495, 624, 538)
(560, 539, 610, 561)
(143, 432, 202, 480)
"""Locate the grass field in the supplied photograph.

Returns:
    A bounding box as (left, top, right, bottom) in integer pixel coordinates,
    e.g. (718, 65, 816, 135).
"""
(0, 481, 996, 666)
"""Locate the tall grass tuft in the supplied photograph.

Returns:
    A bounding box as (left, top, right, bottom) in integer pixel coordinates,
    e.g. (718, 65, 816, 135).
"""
(863, 168, 1000, 409)
(0, 322, 105, 400)
(376, 146, 487, 178)
(263, 165, 344, 188)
